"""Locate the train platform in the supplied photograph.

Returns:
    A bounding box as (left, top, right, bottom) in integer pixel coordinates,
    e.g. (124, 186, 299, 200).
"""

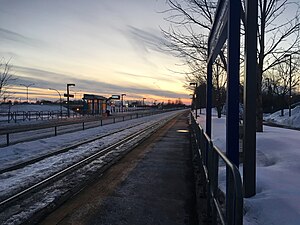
(39, 111, 201, 225)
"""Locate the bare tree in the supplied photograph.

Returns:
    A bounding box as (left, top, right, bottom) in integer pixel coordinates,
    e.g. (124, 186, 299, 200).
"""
(161, 0, 228, 114)
(254, 0, 300, 131)
(264, 55, 300, 115)
(0, 59, 16, 102)
(162, 0, 300, 131)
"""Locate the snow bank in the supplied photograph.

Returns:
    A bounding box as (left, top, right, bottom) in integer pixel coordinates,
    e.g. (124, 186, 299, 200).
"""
(264, 106, 300, 128)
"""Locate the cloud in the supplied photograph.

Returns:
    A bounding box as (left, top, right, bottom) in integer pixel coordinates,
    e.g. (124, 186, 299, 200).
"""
(0, 28, 40, 46)
(13, 65, 185, 99)
(125, 25, 168, 54)
(115, 71, 171, 82)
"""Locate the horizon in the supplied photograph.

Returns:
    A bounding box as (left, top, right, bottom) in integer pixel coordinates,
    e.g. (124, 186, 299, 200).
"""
(0, 0, 191, 105)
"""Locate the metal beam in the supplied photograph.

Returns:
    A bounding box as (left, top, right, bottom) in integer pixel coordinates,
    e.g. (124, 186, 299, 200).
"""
(206, 61, 213, 138)
(243, 0, 258, 198)
(226, 0, 240, 167)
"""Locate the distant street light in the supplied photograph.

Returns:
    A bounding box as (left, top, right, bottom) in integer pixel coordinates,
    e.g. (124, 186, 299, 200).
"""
(190, 82, 198, 117)
(48, 88, 62, 117)
(143, 97, 146, 106)
(66, 83, 75, 117)
(284, 54, 292, 117)
(20, 83, 35, 103)
(121, 94, 126, 112)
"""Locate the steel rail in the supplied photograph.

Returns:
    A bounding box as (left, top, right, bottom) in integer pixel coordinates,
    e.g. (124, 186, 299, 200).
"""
(0, 121, 147, 174)
(0, 109, 178, 147)
(0, 116, 171, 211)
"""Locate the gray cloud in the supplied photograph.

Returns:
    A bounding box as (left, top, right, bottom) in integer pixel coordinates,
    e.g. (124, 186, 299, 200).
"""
(115, 71, 171, 82)
(13, 66, 185, 99)
(125, 25, 168, 54)
(0, 28, 40, 46)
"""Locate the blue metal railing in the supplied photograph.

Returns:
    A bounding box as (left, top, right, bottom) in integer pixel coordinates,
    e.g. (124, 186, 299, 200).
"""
(190, 113, 243, 225)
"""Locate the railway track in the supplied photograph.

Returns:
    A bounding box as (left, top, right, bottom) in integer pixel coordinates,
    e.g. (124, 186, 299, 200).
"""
(0, 111, 181, 225)
(0, 121, 146, 174)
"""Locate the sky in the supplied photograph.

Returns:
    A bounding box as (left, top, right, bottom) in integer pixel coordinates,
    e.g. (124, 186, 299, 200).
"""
(0, 0, 191, 104)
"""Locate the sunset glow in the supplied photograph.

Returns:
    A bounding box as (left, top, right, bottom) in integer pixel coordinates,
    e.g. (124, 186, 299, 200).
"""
(0, 0, 191, 104)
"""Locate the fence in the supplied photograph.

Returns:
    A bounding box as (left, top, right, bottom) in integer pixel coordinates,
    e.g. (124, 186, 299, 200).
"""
(190, 113, 243, 225)
(0, 108, 181, 147)
(0, 111, 82, 123)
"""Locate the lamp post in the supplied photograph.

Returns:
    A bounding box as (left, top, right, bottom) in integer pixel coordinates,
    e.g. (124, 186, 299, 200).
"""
(142, 98, 146, 107)
(284, 54, 292, 117)
(49, 88, 62, 117)
(121, 94, 126, 112)
(20, 83, 35, 103)
(66, 83, 75, 117)
(190, 82, 198, 117)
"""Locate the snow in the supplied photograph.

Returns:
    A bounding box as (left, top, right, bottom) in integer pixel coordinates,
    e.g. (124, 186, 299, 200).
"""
(0, 110, 180, 201)
(194, 108, 300, 225)
(2, 105, 300, 224)
(264, 105, 300, 128)
(0, 104, 66, 113)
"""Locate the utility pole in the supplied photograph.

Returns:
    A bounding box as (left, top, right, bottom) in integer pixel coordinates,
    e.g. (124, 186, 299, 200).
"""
(20, 83, 35, 103)
(121, 94, 126, 112)
(65, 83, 75, 117)
(284, 54, 292, 117)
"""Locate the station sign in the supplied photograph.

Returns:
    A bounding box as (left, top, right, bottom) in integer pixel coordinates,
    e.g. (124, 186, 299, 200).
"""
(208, 0, 229, 63)
(111, 95, 120, 100)
(64, 94, 74, 98)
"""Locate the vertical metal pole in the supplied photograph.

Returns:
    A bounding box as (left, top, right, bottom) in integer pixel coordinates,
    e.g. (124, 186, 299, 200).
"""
(55, 126, 57, 136)
(6, 133, 9, 146)
(243, 0, 258, 198)
(227, 0, 241, 223)
(289, 54, 292, 117)
(195, 84, 198, 118)
(206, 61, 213, 137)
(67, 85, 70, 117)
(227, 0, 240, 167)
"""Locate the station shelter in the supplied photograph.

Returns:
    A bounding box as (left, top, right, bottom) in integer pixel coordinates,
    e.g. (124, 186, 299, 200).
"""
(82, 94, 107, 115)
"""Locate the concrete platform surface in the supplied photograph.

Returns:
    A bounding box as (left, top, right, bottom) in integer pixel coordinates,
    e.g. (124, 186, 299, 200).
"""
(39, 111, 198, 225)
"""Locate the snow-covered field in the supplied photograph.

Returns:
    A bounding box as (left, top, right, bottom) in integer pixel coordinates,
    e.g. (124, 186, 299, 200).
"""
(0, 104, 66, 113)
(195, 108, 300, 225)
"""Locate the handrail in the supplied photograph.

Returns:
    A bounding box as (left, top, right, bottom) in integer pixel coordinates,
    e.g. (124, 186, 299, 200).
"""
(190, 113, 243, 225)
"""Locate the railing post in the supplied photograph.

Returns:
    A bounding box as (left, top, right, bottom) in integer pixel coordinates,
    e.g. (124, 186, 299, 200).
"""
(83, 122, 85, 130)
(100, 119, 103, 126)
(211, 147, 219, 225)
(6, 133, 9, 146)
(54, 126, 57, 136)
